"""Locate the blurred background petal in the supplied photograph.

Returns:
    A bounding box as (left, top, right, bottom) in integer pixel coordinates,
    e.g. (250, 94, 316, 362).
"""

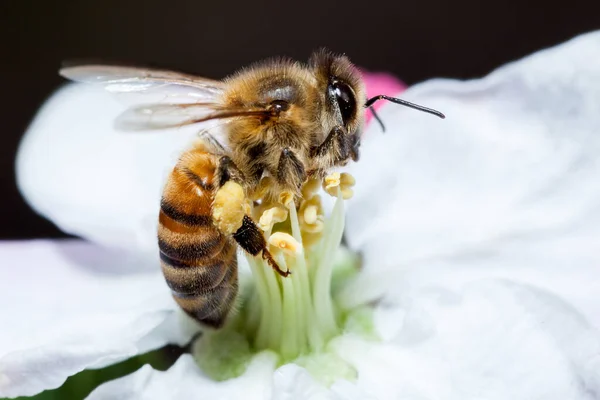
(334, 280, 600, 399)
(0, 240, 189, 398)
(15, 84, 200, 259)
(345, 31, 600, 327)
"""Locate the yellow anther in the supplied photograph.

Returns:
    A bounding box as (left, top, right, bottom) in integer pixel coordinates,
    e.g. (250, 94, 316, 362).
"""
(279, 190, 295, 208)
(340, 188, 353, 200)
(323, 172, 355, 199)
(268, 232, 301, 256)
(258, 206, 288, 232)
(340, 172, 356, 187)
(303, 205, 318, 225)
(301, 177, 321, 199)
(323, 172, 341, 192)
(212, 181, 247, 234)
(302, 219, 324, 234)
(298, 195, 325, 235)
(301, 231, 323, 248)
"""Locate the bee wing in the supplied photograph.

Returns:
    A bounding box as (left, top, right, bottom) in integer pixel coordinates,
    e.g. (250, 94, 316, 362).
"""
(114, 103, 269, 131)
(59, 64, 225, 104)
(60, 64, 270, 131)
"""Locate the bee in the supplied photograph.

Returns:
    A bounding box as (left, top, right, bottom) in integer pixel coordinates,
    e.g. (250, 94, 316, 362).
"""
(60, 50, 444, 328)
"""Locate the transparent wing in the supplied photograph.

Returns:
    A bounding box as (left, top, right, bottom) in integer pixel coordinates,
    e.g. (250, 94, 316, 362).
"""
(59, 65, 225, 104)
(60, 64, 270, 132)
(114, 103, 270, 131)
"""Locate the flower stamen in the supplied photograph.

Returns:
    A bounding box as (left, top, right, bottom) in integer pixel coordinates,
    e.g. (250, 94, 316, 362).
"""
(323, 172, 355, 200)
(258, 206, 288, 232)
(268, 232, 301, 256)
(194, 172, 370, 384)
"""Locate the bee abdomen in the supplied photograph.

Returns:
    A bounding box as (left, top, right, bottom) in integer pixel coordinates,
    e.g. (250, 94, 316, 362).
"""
(160, 200, 212, 227)
(169, 259, 238, 328)
(158, 148, 239, 328)
(159, 241, 234, 294)
(158, 236, 226, 262)
(159, 209, 239, 328)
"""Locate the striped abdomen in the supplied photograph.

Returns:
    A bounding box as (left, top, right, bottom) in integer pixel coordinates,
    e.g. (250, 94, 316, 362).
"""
(158, 148, 238, 328)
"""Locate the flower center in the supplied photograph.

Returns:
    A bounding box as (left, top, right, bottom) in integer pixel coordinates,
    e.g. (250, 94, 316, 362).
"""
(192, 173, 374, 383)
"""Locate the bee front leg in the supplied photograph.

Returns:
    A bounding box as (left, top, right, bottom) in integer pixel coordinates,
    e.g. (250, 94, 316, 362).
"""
(310, 125, 352, 168)
(213, 156, 290, 277)
(276, 148, 307, 189)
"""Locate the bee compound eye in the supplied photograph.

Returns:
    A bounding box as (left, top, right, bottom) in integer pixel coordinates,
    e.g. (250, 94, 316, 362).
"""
(330, 80, 356, 125)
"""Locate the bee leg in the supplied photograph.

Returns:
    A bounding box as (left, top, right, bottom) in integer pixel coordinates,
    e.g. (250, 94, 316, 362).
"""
(214, 156, 290, 277)
(349, 132, 360, 162)
(276, 148, 307, 189)
(216, 155, 246, 187)
(232, 215, 290, 277)
(310, 126, 351, 167)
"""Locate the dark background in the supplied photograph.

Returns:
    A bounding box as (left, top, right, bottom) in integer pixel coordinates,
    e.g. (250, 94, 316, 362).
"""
(1, 0, 599, 239)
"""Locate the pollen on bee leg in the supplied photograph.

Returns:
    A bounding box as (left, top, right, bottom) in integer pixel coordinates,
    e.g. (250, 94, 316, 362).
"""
(258, 206, 288, 231)
(212, 181, 248, 234)
(323, 172, 355, 200)
(268, 232, 301, 256)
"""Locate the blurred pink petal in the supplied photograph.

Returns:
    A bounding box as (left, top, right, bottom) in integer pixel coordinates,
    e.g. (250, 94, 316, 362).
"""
(360, 71, 407, 125)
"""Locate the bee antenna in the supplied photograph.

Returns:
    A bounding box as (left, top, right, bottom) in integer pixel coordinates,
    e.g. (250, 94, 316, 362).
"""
(364, 95, 446, 119)
(369, 106, 386, 133)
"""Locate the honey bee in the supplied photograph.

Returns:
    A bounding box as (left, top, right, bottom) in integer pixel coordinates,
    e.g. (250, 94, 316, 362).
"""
(60, 50, 444, 328)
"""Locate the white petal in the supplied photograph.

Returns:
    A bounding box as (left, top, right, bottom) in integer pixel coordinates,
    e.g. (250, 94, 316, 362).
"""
(0, 240, 190, 398)
(333, 280, 600, 400)
(88, 353, 373, 400)
(272, 364, 337, 400)
(86, 352, 277, 400)
(80, 282, 600, 399)
(272, 364, 375, 400)
(16, 84, 199, 257)
(345, 31, 600, 326)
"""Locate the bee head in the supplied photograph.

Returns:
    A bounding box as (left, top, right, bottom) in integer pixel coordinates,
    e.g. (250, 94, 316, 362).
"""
(310, 49, 366, 162)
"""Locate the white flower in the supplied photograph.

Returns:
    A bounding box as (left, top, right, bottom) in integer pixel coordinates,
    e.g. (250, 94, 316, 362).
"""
(2, 31, 600, 399)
